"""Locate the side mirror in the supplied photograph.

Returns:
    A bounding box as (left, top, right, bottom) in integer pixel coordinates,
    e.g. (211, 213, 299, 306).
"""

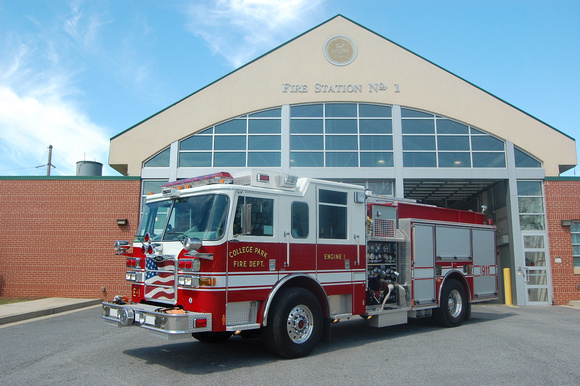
(182, 237, 202, 252)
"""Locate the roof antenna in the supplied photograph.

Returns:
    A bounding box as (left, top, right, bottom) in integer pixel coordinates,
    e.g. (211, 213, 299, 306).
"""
(36, 145, 56, 176)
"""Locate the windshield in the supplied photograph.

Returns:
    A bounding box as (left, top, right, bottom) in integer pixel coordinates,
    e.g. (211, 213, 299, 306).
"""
(136, 194, 229, 242)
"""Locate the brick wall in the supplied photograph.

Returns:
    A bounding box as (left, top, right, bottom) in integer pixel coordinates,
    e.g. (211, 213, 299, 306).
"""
(544, 177, 580, 305)
(0, 177, 141, 301)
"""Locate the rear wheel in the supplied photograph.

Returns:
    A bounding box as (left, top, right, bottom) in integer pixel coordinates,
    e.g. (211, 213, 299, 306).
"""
(192, 331, 233, 343)
(263, 288, 322, 358)
(433, 279, 467, 327)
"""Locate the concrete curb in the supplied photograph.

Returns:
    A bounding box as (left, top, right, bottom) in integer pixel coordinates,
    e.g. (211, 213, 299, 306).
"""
(0, 298, 102, 325)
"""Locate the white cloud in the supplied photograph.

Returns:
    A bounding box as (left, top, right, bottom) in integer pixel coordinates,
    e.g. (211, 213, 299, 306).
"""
(185, 0, 326, 68)
(0, 86, 110, 175)
(0, 2, 114, 176)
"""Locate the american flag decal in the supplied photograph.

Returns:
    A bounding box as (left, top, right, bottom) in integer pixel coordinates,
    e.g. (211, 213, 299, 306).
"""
(145, 257, 176, 302)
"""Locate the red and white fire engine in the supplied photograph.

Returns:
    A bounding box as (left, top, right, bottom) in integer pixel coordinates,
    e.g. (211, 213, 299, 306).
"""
(102, 170, 498, 358)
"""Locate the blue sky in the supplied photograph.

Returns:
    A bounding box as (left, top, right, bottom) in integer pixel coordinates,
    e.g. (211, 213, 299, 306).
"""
(0, 0, 578, 176)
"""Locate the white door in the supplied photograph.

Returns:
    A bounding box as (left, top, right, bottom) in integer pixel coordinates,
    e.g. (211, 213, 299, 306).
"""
(522, 234, 551, 305)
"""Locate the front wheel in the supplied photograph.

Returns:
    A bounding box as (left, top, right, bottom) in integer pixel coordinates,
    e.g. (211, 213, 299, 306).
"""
(263, 288, 323, 358)
(433, 279, 467, 327)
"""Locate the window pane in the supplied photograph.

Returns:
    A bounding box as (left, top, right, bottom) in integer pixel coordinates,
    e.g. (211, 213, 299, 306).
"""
(290, 152, 323, 167)
(215, 135, 246, 150)
(291, 202, 309, 238)
(359, 119, 392, 133)
(368, 180, 394, 195)
(470, 128, 486, 135)
(437, 119, 468, 134)
(437, 136, 470, 150)
(214, 152, 245, 167)
(517, 181, 542, 196)
(248, 152, 281, 167)
(519, 215, 545, 230)
(360, 135, 393, 150)
(319, 205, 347, 239)
(233, 197, 273, 236)
(403, 135, 436, 150)
(179, 152, 212, 167)
(402, 119, 435, 134)
(472, 152, 506, 167)
(524, 235, 545, 248)
(401, 108, 432, 118)
(180, 136, 212, 150)
(471, 135, 504, 151)
(438, 152, 471, 167)
(142, 180, 166, 195)
(326, 135, 358, 150)
(403, 152, 436, 167)
(291, 104, 323, 117)
(249, 119, 281, 133)
(215, 119, 246, 134)
(359, 104, 391, 117)
(515, 148, 541, 167)
(248, 135, 281, 150)
(250, 108, 281, 117)
(527, 288, 548, 302)
(144, 148, 170, 167)
(326, 152, 358, 167)
(326, 103, 357, 117)
(571, 222, 580, 232)
(320, 189, 347, 205)
(290, 119, 323, 133)
(526, 272, 548, 285)
(326, 119, 357, 133)
(525, 252, 546, 267)
(518, 197, 544, 214)
(291, 135, 323, 150)
(360, 152, 393, 167)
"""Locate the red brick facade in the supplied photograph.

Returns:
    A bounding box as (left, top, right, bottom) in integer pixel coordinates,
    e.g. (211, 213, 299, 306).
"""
(544, 177, 580, 305)
(0, 177, 140, 301)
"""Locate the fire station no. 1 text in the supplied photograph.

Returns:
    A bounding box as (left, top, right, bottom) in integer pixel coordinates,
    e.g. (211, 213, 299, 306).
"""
(282, 82, 400, 93)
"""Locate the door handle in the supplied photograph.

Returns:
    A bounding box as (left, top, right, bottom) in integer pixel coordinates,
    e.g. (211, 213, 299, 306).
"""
(284, 231, 290, 267)
(523, 267, 530, 283)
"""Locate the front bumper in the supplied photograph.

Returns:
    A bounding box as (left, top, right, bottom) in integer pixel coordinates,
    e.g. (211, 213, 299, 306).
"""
(101, 301, 212, 340)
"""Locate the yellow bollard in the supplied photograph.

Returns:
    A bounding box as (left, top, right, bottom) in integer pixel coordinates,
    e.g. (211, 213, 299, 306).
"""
(503, 268, 513, 305)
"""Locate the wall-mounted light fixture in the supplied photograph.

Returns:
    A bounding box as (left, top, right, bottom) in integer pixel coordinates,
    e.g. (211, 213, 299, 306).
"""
(561, 219, 572, 227)
(117, 218, 129, 226)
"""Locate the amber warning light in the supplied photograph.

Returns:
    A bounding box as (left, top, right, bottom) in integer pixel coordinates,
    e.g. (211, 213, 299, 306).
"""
(162, 172, 234, 191)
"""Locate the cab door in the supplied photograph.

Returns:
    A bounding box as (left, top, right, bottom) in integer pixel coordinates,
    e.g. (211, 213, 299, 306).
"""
(227, 193, 281, 304)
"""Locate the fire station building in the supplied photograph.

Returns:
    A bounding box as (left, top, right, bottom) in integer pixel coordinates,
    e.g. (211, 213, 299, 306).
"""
(104, 15, 576, 306)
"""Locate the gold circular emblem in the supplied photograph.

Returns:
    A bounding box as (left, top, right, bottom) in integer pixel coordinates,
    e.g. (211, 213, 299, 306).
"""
(324, 36, 357, 66)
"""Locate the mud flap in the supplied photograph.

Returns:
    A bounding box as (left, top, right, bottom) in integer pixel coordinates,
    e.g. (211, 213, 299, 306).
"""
(321, 317, 332, 343)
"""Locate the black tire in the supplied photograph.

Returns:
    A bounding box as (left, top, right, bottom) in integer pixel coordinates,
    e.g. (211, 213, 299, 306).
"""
(433, 279, 467, 327)
(192, 331, 233, 343)
(263, 288, 323, 359)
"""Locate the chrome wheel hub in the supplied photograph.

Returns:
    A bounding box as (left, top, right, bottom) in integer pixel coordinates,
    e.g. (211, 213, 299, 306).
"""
(286, 304, 313, 344)
(447, 289, 463, 318)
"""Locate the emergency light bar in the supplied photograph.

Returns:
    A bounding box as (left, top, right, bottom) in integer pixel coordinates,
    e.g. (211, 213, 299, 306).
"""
(161, 172, 234, 195)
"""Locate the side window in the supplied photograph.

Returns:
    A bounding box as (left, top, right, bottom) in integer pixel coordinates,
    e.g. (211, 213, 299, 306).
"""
(319, 189, 347, 239)
(291, 202, 309, 238)
(234, 196, 274, 236)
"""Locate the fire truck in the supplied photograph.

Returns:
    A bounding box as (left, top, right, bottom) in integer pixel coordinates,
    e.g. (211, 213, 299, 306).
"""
(102, 170, 498, 358)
